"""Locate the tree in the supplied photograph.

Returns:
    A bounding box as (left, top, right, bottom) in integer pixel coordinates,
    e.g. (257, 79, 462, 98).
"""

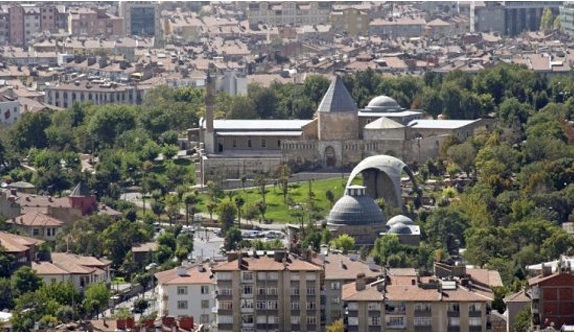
(540, 7, 554, 31)
(181, 192, 197, 226)
(254, 174, 268, 203)
(554, 15, 562, 31)
(447, 141, 476, 178)
(224, 226, 242, 251)
(11, 266, 42, 297)
(206, 200, 217, 223)
(218, 199, 237, 232)
(82, 283, 110, 319)
(257, 200, 267, 221)
(9, 111, 52, 152)
(0, 245, 14, 277)
(133, 298, 149, 314)
(277, 163, 291, 203)
(87, 104, 137, 149)
(151, 201, 165, 222)
(330, 234, 356, 254)
(235, 196, 245, 227)
(325, 189, 335, 206)
(326, 319, 344, 332)
(513, 307, 532, 331)
(157, 232, 177, 251)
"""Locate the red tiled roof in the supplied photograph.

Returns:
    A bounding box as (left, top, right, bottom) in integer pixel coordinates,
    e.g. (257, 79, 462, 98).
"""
(155, 264, 215, 285)
(0, 231, 43, 253)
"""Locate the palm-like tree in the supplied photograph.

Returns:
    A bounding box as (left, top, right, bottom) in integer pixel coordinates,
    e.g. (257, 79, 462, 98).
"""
(207, 200, 217, 223)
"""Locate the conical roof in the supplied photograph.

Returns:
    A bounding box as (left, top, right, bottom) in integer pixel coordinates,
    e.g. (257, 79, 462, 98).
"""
(70, 181, 90, 197)
(317, 76, 357, 113)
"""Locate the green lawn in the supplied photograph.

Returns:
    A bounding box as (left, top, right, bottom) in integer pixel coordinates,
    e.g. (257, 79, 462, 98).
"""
(196, 176, 363, 223)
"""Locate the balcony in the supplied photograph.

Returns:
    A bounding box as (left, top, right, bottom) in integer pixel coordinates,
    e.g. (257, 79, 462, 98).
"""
(469, 325, 482, 332)
(414, 309, 432, 317)
(414, 326, 432, 332)
(447, 311, 460, 318)
(447, 326, 460, 332)
(532, 287, 540, 299)
(469, 310, 482, 317)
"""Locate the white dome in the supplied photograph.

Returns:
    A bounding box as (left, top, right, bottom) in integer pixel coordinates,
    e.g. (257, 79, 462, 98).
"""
(386, 215, 414, 226)
(367, 96, 400, 108)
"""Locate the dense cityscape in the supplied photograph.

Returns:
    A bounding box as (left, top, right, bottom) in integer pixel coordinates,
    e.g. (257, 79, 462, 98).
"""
(1, 1, 574, 332)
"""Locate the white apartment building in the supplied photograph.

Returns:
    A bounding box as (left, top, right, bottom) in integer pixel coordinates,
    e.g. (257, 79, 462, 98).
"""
(44, 81, 143, 108)
(155, 263, 216, 330)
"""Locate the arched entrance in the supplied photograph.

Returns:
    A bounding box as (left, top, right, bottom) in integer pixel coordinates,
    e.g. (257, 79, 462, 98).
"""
(325, 146, 336, 168)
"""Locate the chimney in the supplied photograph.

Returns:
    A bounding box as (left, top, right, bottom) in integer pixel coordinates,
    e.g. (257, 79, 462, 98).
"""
(177, 266, 187, 276)
(356, 273, 366, 291)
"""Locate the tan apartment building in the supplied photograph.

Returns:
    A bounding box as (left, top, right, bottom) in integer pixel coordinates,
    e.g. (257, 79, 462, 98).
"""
(331, 4, 370, 37)
(45, 81, 143, 108)
(8, 5, 24, 46)
(369, 16, 426, 38)
(68, 7, 123, 37)
(323, 253, 383, 325)
(212, 251, 322, 332)
(247, 1, 331, 27)
(341, 262, 503, 332)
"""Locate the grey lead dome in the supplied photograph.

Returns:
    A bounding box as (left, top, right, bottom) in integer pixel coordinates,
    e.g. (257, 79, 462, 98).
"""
(327, 185, 386, 225)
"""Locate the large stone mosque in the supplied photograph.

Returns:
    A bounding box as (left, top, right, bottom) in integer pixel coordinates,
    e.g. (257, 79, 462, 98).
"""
(191, 75, 490, 185)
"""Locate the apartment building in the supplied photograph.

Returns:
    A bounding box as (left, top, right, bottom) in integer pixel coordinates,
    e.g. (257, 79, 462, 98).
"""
(23, 6, 41, 45)
(154, 262, 216, 330)
(247, 2, 331, 27)
(331, 4, 370, 37)
(212, 251, 322, 332)
(560, 3, 574, 37)
(44, 81, 143, 108)
(341, 262, 503, 332)
(527, 258, 574, 330)
(8, 5, 24, 46)
(68, 7, 123, 36)
(0, 8, 9, 45)
(323, 253, 383, 326)
(369, 16, 426, 39)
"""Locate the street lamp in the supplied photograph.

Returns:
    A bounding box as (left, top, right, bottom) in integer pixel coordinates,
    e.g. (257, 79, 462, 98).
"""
(415, 133, 423, 166)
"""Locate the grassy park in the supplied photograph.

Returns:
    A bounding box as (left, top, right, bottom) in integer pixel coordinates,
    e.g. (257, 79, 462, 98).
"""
(195, 176, 362, 223)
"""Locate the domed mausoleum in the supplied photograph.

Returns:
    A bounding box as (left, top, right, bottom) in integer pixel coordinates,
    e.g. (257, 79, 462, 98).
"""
(382, 214, 421, 246)
(364, 96, 404, 113)
(327, 185, 386, 245)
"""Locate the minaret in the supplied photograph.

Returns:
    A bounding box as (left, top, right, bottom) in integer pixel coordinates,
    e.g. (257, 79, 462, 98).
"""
(204, 63, 216, 154)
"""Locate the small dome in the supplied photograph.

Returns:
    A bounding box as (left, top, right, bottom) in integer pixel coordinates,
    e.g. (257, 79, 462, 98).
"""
(367, 96, 401, 108)
(388, 222, 412, 235)
(386, 215, 414, 226)
(328, 186, 386, 225)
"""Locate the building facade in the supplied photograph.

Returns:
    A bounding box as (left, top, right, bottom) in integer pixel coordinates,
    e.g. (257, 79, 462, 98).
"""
(369, 16, 426, 39)
(247, 1, 331, 27)
(155, 263, 216, 330)
(0, 96, 20, 125)
(331, 4, 370, 37)
(68, 7, 123, 36)
(504, 1, 561, 36)
(560, 3, 574, 37)
(45, 81, 144, 108)
(119, 1, 162, 41)
(212, 251, 323, 332)
(529, 269, 574, 330)
(474, 2, 506, 34)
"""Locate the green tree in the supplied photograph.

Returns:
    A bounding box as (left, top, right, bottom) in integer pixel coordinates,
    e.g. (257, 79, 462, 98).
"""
(11, 266, 42, 297)
(447, 141, 476, 178)
(207, 200, 217, 223)
(218, 199, 237, 232)
(326, 319, 344, 332)
(9, 111, 52, 152)
(277, 163, 291, 203)
(330, 234, 356, 254)
(87, 104, 137, 149)
(224, 226, 243, 251)
(235, 196, 245, 227)
(82, 283, 110, 319)
(183, 191, 200, 226)
(513, 307, 532, 331)
(254, 174, 268, 203)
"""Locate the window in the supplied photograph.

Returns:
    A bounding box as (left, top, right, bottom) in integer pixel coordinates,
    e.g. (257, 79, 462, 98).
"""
(242, 284, 253, 295)
(232, 139, 236, 148)
(248, 139, 252, 148)
(267, 287, 277, 295)
(241, 314, 254, 324)
(219, 300, 232, 310)
(385, 301, 406, 314)
(307, 316, 316, 324)
(177, 300, 188, 309)
(307, 287, 315, 295)
(290, 287, 300, 295)
(306, 301, 316, 310)
(257, 287, 266, 296)
(290, 316, 300, 324)
(267, 300, 278, 309)
(330, 281, 341, 290)
(51, 278, 56, 284)
(177, 286, 188, 295)
(201, 286, 210, 294)
(242, 271, 254, 281)
(261, 139, 266, 147)
(277, 140, 281, 147)
(448, 303, 460, 313)
(256, 300, 266, 310)
(291, 300, 300, 310)
(386, 316, 405, 328)
(201, 300, 209, 309)
(414, 302, 431, 311)
(200, 314, 209, 324)
(368, 316, 381, 326)
(331, 296, 340, 304)
(241, 299, 253, 309)
(367, 302, 380, 311)
(469, 317, 481, 327)
(448, 317, 460, 327)
(414, 317, 431, 326)
(218, 287, 232, 295)
(469, 303, 481, 312)
(33, 228, 39, 236)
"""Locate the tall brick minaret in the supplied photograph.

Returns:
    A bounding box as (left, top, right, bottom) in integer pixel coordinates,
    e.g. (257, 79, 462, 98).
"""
(204, 63, 216, 154)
